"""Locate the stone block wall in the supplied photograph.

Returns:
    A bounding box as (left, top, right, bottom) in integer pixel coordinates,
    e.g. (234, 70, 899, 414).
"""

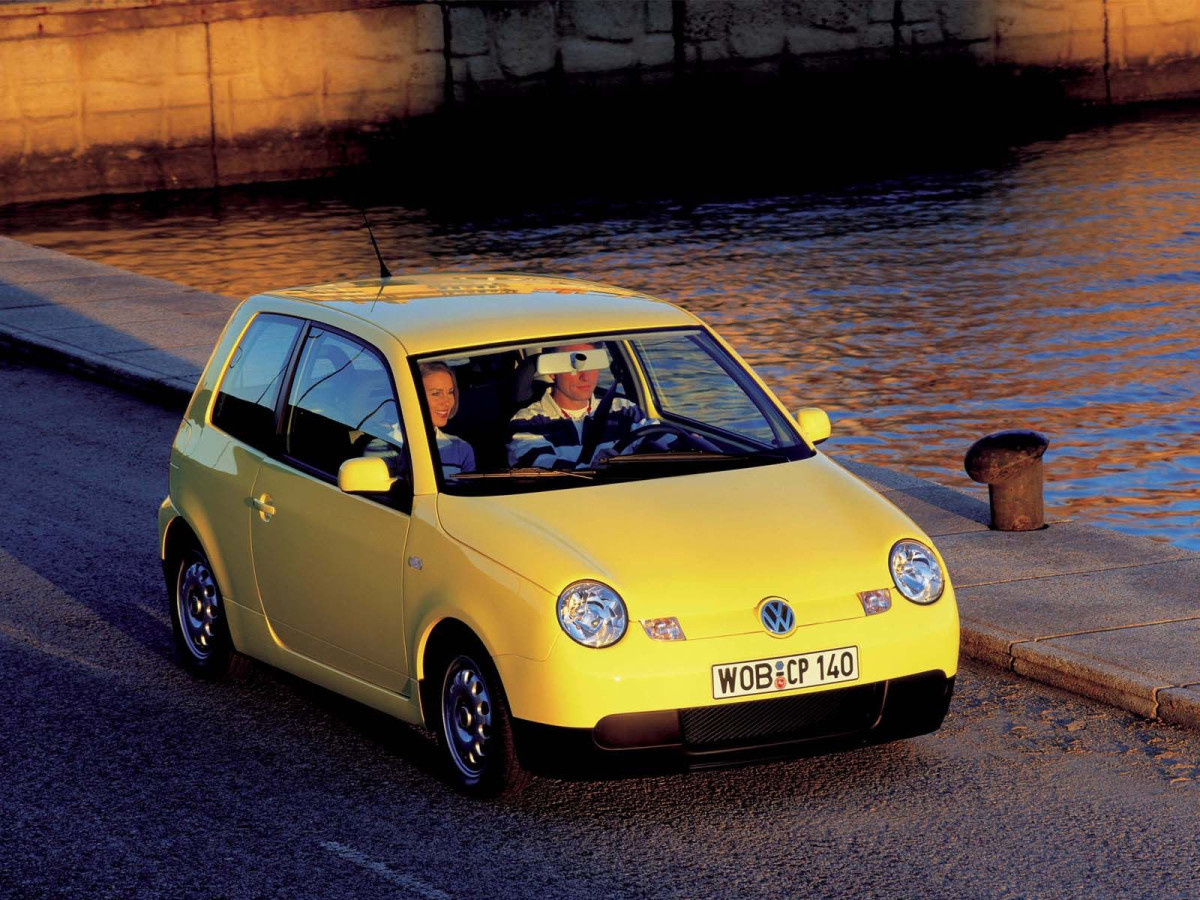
(2, 0, 1200, 205)
(439, 0, 1198, 105)
(1107, 0, 1200, 100)
(0, 0, 444, 202)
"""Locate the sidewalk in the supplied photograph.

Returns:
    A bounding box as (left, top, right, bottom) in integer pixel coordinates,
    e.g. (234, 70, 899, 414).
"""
(0, 237, 226, 405)
(2, 235, 1198, 731)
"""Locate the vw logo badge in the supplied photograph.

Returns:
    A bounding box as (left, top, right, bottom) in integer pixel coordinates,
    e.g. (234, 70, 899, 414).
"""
(760, 597, 796, 637)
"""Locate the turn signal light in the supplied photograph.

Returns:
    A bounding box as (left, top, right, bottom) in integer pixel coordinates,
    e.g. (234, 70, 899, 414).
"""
(640, 617, 686, 641)
(857, 589, 892, 616)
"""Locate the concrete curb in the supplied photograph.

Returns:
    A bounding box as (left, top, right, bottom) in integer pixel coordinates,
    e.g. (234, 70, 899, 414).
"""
(0, 319, 193, 410)
(958, 619, 1018, 672)
(1010, 640, 1162, 720)
(959, 618, 1200, 730)
(1157, 687, 1200, 730)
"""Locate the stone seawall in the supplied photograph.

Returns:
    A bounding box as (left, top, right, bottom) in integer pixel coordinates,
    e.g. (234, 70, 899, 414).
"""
(0, 0, 445, 203)
(2, 0, 1199, 205)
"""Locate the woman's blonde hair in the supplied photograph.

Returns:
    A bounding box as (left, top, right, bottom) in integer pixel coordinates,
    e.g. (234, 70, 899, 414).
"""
(418, 361, 460, 419)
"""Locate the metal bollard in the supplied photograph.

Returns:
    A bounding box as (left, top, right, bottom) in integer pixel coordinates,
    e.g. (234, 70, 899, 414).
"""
(964, 430, 1050, 531)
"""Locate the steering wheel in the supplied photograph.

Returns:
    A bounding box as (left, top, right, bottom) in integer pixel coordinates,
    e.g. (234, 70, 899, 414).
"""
(609, 422, 712, 456)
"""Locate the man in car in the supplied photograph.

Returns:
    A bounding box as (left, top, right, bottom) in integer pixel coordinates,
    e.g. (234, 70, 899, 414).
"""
(507, 343, 651, 469)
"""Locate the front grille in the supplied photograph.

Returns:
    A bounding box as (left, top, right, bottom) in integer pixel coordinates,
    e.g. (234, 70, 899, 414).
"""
(680, 683, 882, 749)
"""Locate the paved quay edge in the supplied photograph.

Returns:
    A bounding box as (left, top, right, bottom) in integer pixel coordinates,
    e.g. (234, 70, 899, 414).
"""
(2, 235, 1197, 734)
(0, 321, 196, 408)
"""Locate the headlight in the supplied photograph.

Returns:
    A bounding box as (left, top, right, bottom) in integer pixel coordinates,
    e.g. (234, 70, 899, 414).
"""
(889, 540, 945, 604)
(557, 580, 627, 648)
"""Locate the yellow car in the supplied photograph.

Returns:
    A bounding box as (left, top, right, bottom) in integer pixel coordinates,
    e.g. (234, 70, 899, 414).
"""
(159, 273, 958, 796)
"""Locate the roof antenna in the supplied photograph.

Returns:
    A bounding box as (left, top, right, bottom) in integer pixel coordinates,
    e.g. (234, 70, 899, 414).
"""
(361, 209, 392, 280)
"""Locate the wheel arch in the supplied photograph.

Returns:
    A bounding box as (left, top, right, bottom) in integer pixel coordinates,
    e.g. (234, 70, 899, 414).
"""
(416, 617, 492, 726)
(161, 514, 235, 635)
(160, 510, 235, 606)
(163, 510, 252, 678)
(162, 514, 203, 576)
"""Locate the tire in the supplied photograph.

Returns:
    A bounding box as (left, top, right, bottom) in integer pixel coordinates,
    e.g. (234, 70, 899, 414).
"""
(169, 546, 249, 680)
(433, 646, 530, 798)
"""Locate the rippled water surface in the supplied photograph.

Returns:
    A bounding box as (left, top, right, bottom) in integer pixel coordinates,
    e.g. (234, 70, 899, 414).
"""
(4, 107, 1199, 549)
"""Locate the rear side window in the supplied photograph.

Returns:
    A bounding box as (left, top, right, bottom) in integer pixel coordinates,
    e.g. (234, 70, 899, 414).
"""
(283, 327, 406, 484)
(211, 314, 302, 451)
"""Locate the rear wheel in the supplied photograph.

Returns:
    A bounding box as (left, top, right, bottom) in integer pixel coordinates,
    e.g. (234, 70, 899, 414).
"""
(434, 646, 529, 798)
(169, 546, 249, 679)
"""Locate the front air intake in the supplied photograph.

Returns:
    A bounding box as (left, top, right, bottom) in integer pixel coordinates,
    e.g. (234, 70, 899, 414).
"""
(680, 683, 883, 748)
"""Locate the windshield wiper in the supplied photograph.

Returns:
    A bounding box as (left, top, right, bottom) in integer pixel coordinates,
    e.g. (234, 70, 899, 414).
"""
(451, 467, 595, 481)
(593, 450, 789, 468)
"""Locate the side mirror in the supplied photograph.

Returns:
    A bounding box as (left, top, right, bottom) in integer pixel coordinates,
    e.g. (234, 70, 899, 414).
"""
(338, 456, 394, 494)
(794, 407, 831, 445)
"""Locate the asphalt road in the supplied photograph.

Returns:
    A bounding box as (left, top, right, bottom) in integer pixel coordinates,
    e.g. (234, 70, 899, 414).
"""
(2, 357, 1198, 900)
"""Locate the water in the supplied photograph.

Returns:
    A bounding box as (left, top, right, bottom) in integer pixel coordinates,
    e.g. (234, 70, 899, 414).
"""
(3, 107, 1198, 550)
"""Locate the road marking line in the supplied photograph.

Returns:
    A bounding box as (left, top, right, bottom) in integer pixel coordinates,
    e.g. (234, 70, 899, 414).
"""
(0, 619, 117, 677)
(319, 840, 452, 900)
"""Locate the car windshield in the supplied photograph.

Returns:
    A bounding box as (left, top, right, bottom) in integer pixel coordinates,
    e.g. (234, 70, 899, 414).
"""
(413, 327, 813, 494)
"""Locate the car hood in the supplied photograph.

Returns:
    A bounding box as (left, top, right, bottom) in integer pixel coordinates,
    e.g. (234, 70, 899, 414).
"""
(436, 455, 937, 639)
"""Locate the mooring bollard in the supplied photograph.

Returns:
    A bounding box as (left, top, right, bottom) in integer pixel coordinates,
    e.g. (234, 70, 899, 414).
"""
(964, 430, 1050, 531)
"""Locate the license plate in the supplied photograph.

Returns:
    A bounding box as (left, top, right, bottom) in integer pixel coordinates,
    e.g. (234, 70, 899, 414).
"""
(711, 646, 859, 699)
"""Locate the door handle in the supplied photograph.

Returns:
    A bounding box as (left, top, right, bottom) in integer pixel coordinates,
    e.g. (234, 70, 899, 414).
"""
(253, 494, 276, 522)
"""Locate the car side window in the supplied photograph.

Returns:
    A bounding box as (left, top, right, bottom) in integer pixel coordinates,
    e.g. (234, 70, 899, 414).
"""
(283, 327, 408, 494)
(211, 313, 303, 452)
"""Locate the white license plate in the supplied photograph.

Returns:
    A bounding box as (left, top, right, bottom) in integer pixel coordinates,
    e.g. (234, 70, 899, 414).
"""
(711, 646, 859, 699)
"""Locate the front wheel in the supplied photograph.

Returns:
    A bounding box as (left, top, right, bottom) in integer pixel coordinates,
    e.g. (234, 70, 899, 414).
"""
(169, 546, 249, 679)
(435, 649, 529, 798)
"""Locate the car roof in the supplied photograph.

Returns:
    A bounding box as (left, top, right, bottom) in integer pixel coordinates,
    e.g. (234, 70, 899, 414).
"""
(259, 273, 699, 354)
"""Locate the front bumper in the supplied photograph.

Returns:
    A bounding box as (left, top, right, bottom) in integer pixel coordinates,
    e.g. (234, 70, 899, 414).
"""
(494, 587, 959, 729)
(513, 670, 954, 776)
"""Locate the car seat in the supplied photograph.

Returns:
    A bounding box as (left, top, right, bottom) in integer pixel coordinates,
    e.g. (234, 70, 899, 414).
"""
(440, 354, 518, 472)
(511, 354, 552, 412)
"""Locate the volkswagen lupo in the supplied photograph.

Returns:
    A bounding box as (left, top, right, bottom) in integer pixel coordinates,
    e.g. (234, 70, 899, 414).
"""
(160, 273, 958, 796)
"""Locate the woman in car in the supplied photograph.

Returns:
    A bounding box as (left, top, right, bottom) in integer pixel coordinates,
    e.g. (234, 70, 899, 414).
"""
(420, 361, 475, 477)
